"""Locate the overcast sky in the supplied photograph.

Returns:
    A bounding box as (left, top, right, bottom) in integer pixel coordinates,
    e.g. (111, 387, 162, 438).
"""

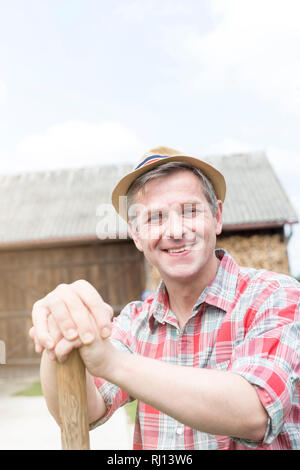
(0, 0, 299, 275)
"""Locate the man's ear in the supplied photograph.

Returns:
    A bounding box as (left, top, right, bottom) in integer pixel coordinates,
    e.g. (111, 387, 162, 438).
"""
(215, 200, 223, 236)
(128, 221, 144, 252)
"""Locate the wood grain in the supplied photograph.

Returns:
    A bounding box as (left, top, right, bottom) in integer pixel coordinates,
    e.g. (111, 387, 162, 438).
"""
(0, 241, 145, 365)
(56, 349, 90, 450)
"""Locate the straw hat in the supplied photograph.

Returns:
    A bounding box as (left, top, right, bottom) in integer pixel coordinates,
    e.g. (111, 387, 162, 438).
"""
(111, 146, 226, 219)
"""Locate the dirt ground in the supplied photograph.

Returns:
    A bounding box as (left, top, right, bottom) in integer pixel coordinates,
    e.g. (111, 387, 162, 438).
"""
(0, 372, 134, 450)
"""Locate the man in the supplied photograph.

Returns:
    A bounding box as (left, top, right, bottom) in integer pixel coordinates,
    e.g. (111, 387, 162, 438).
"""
(30, 146, 300, 450)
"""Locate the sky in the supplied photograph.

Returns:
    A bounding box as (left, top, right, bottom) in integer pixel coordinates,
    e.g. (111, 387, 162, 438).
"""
(0, 0, 299, 276)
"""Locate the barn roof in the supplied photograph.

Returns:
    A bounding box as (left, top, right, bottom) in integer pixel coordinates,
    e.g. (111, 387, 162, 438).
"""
(206, 152, 298, 229)
(0, 152, 298, 247)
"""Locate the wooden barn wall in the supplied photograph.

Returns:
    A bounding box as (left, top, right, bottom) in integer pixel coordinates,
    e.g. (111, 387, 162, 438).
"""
(0, 241, 145, 365)
(216, 230, 290, 274)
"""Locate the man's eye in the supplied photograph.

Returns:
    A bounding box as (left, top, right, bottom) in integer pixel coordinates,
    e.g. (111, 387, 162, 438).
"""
(148, 211, 163, 224)
(183, 205, 199, 217)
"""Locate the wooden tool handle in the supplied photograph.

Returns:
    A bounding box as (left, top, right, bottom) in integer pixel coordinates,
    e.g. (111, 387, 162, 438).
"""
(56, 349, 90, 450)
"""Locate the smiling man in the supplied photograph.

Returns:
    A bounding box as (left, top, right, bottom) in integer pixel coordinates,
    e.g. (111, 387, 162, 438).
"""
(30, 147, 300, 450)
(126, 164, 223, 330)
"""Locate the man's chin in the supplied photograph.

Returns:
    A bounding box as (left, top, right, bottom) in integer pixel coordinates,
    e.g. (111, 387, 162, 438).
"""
(162, 266, 200, 283)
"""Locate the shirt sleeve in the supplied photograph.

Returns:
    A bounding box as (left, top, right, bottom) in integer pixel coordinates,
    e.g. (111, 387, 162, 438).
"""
(90, 303, 138, 430)
(227, 283, 300, 448)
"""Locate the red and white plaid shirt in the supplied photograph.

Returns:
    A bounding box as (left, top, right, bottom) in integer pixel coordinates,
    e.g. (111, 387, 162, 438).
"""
(93, 249, 300, 450)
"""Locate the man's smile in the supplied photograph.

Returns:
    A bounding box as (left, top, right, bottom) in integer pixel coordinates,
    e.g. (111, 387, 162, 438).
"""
(162, 244, 196, 254)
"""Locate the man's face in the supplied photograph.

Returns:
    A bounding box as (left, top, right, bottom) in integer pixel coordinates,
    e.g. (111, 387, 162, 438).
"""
(129, 170, 223, 284)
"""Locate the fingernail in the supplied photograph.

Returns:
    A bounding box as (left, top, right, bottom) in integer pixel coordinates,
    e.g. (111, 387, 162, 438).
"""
(46, 339, 54, 349)
(82, 333, 94, 344)
(66, 329, 78, 340)
(101, 327, 111, 338)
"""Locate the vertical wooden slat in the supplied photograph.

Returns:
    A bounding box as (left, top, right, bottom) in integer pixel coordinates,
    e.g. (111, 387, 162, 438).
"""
(56, 349, 90, 450)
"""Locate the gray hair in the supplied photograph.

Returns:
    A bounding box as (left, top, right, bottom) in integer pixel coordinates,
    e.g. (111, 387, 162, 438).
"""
(126, 162, 219, 217)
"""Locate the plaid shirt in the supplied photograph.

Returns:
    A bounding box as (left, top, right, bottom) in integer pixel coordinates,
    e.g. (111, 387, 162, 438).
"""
(93, 249, 300, 450)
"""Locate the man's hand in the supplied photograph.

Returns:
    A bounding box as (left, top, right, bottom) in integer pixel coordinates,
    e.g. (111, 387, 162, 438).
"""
(29, 280, 114, 371)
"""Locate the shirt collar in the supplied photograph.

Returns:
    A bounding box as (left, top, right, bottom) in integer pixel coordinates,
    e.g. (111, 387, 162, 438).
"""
(193, 249, 239, 313)
(148, 280, 173, 330)
(148, 249, 240, 331)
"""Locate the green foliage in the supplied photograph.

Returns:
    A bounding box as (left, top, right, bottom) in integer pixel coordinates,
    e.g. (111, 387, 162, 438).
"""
(124, 400, 137, 424)
(13, 381, 43, 397)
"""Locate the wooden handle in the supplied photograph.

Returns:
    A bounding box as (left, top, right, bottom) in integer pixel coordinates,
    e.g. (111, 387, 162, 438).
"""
(56, 349, 90, 450)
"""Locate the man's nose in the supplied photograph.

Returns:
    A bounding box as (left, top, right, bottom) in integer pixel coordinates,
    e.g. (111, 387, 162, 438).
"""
(163, 211, 185, 239)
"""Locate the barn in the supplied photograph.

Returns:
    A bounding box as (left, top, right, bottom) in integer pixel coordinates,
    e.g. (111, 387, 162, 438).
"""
(0, 152, 298, 376)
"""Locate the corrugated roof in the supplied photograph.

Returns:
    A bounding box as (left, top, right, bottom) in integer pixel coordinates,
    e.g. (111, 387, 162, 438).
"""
(0, 152, 297, 246)
(206, 152, 298, 227)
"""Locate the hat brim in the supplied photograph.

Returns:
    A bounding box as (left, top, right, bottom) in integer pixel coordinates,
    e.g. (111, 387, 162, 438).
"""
(111, 155, 226, 220)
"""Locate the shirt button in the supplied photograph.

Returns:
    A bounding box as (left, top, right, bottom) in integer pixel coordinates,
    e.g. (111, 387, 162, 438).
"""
(176, 426, 184, 435)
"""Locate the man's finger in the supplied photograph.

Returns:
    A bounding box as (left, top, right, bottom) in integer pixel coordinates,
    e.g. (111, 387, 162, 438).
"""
(48, 314, 63, 343)
(28, 326, 44, 354)
(45, 289, 81, 341)
(51, 284, 97, 344)
(54, 337, 82, 363)
(32, 301, 55, 350)
(70, 280, 114, 339)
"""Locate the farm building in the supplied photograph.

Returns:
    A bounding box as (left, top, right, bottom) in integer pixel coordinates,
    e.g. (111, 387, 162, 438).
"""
(0, 152, 298, 375)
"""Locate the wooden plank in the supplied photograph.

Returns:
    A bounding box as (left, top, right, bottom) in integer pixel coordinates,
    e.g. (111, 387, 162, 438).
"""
(56, 350, 90, 450)
(0, 255, 142, 272)
(0, 310, 30, 319)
